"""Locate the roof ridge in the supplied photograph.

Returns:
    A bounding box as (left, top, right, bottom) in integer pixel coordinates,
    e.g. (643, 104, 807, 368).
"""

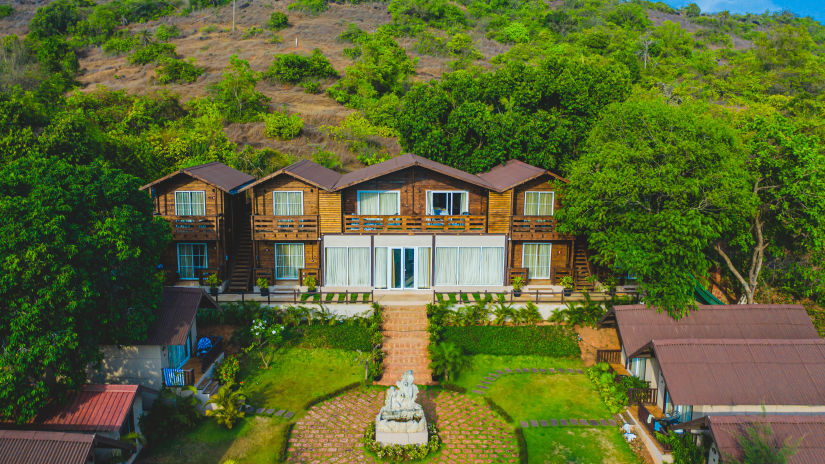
(653, 337, 825, 345)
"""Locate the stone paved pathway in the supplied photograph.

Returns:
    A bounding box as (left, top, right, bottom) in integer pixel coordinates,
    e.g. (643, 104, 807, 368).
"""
(379, 305, 432, 385)
(288, 389, 517, 463)
(471, 367, 584, 394)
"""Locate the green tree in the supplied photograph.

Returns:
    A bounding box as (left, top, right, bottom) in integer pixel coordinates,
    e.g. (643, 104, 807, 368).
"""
(727, 422, 799, 464)
(0, 156, 170, 423)
(429, 342, 469, 382)
(558, 98, 750, 316)
(208, 55, 270, 123)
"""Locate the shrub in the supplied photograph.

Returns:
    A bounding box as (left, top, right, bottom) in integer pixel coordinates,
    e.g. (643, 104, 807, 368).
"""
(298, 324, 373, 351)
(208, 55, 270, 123)
(156, 57, 204, 84)
(288, 0, 327, 15)
(213, 355, 240, 385)
(442, 326, 581, 357)
(429, 342, 469, 382)
(128, 43, 177, 65)
(301, 80, 321, 94)
(267, 11, 289, 30)
(263, 110, 303, 140)
(656, 430, 706, 464)
(102, 33, 138, 55)
(343, 46, 362, 59)
(586, 363, 647, 414)
(548, 293, 606, 327)
(155, 24, 181, 42)
(265, 49, 337, 84)
(206, 385, 246, 429)
(363, 422, 441, 461)
(242, 27, 265, 39)
(311, 147, 342, 170)
(29, 0, 82, 39)
(500, 22, 529, 44)
(190, 0, 231, 10)
(339, 23, 365, 43)
(139, 387, 202, 444)
(0, 5, 15, 19)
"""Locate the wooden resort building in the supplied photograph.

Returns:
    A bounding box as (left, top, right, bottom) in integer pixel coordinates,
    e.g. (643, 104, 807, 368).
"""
(141, 155, 593, 292)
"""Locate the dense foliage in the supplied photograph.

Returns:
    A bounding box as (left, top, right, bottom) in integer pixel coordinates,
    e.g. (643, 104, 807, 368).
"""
(442, 326, 580, 357)
(0, 157, 169, 423)
(586, 363, 647, 414)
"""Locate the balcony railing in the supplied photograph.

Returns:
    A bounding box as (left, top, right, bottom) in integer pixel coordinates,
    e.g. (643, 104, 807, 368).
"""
(165, 215, 220, 240)
(344, 215, 486, 234)
(596, 349, 622, 364)
(628, 387, 658, 406)
(162, 368, 195, 387)
(252, 215, 319, 240)
(510, 216, 573, 240)
(637, 404, 672, 451)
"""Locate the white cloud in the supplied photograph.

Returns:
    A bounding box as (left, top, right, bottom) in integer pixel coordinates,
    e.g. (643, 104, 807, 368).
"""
(694, 0, 781, 14)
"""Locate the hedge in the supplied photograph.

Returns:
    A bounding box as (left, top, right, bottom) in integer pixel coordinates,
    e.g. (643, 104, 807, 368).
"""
(277, 422, 295, 462)
(442, 326, 580, 357)
(484, 397, 512, 423)
(514, 426, 528, 464)
(297, 324, 373, 351)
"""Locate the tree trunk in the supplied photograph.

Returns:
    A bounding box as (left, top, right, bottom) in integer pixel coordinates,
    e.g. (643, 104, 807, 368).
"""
(714, 211, 766, 304)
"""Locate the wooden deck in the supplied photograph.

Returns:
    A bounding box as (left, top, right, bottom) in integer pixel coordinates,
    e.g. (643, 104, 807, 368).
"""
(510, 215, 575, 240)
(343, 215, 486, 234)
(251, 214, 319, 240)
(166, 215, 221, 240)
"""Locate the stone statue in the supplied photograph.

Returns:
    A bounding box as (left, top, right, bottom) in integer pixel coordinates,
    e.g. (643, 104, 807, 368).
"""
(375, 370, 428, 445)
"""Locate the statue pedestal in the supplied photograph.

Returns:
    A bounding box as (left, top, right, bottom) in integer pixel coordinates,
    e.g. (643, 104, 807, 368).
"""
(375, 427, 429, 446)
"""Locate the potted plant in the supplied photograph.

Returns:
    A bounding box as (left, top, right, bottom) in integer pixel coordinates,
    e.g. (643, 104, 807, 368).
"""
(559, 275, 574, 297)
(206, 273, 220, 297)
(511, 275, 525, 297)
(303, 274, 317, 293)
(257, 277, 269, 297)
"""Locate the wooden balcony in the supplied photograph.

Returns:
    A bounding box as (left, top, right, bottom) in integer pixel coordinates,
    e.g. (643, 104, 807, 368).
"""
(510, 216, 574, 240)
(252, 215, 319, 240)
(344, 215, 486, 234)
(165, 215, 220, 240)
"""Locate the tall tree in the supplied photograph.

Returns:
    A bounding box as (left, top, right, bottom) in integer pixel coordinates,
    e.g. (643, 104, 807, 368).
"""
(0, 156, 170, 423)
(558, 98, 750, 316)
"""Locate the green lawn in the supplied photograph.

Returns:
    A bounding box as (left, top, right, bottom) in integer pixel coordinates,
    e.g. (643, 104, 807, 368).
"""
(451, 354, 585, 393)
(525, 427, 640, 464)
(241, 347, 362, 412)
(453, 355, 638, 464)
(140, 347, 362, 464)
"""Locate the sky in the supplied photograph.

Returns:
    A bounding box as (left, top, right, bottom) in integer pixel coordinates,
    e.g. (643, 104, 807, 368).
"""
(668, 0, 825, 23)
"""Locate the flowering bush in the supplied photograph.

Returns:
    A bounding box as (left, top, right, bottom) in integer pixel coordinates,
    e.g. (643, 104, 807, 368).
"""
(246, 318, 284, 369)
(214, 355, 240, 386)
(363, 422, 441, 461)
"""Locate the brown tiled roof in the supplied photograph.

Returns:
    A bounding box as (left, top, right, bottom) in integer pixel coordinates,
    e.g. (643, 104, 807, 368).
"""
(141, 162, 256, 194)
(332, 154, 494, 191)
(32, 385, 139, 432)
(648, 339, 825, 406)
(477, 159, 567, 191)
(240, 159, 341, 192)
(144, 287, 219, 346)
(603, 304, 818, 358)
(0, 430, 134, 464)
(707, 415, 825, 464)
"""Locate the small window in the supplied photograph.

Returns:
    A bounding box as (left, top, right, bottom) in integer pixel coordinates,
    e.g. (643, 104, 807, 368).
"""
(175, 191, 206, 216)
(273, 191, 303, 215)
(524, 191, 554, 216)
(177, 243, 207, 280)
(522, 243, 552, 279)
(358, 191, 400, 215)
(426, 191, 468, 215)
(275, 243, 305, 280)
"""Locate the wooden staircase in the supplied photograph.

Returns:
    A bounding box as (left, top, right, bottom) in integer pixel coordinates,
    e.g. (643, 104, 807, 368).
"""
(573, 241, 596, 291)
(226, 222, 253, 292)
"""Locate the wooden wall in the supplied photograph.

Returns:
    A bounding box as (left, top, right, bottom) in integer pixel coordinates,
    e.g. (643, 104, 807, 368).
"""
(251, 175, 319, 215)
(340, 167, 488, 216)
(151, 174, 226, 217)
(487, 190, 512, 234)
(512, 175, 562, 215)
(257, 241, 320, 281)
(510, 241, 571, 281)
(319, 191, 342, 233)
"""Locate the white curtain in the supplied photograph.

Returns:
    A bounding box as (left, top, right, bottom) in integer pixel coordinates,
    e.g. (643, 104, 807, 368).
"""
(358, 192, 380, 214)
(379, 192, 399, 215)
(374, 247, 388, 289)
(274, 192, 303, 215)
(525, 191, 554, 216)
(480, 247, 504, 285)
(459, 247, 481, 285)
(276, 243, 304, 279)
(417, 247, 431, 289)
(175, 191, 206, 216)
(435, 247, 458, 286)
(177, 243, 206, 280)
(324, 247, 347, 286)
(348, 247, 370, 286)
(523, 243, 551, 279)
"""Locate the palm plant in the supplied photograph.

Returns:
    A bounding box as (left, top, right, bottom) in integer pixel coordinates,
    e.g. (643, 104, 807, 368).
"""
(206, 385, 246, 429)
(492, 295, 515, 325)
(429, 342, 469, 382)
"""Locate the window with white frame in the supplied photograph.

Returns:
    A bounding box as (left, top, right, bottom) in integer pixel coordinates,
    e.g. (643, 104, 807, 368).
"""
(434, 246, 504, 286)
(174, 191, 206, 216)
(426, 191, 468, 215)
(275, 243, 304, 280)
(522, 243, 552, 279)
(357, 191, 400, 215)
(524, 191, 554, 216)
(324, 247, 370, 286)
(177, 243, 207, 280)
(273, 191, 303, 216)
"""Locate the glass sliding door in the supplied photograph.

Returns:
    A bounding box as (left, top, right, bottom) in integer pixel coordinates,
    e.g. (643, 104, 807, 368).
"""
(177, 243, 207, 280)
(275, 243, 304, 280)
(523, 243, 552, 279)
(389, 247, 422, 289)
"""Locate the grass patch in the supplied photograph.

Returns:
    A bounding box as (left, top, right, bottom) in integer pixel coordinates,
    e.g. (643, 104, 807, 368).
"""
(486, 374, 613, 420)
(240, 347, 362, 412)
(142, 416, 287, 464)
(443, 326, 581, 357)
(524, 427, 640, 464)
(452, 355, 584, 396)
